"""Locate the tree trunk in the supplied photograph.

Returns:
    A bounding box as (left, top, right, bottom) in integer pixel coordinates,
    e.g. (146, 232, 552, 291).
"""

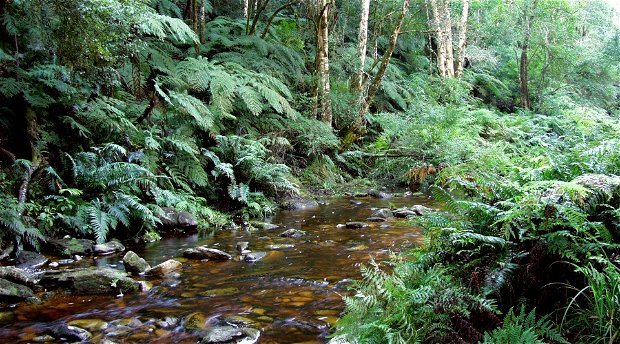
(352, 0, 370, 93)
(429, 0, 454, 78)
(443, 2, 454, 77)
(455, 0, 469, 79)
(261, 1, 298, 39)
(357, 0, 411, 126)
(315, 0, 332, 125)
(519, 0, 538, 110)
(243, 0, 249, 18)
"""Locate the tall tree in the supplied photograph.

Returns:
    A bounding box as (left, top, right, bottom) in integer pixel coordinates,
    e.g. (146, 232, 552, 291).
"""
(455, 0, 469, 79)
(315, 0, 332, 125)
(519, 0, 538, 110)
(429, 0, 454, 78)
(350, 0, 410, 134)
(353, 0, 371, 93)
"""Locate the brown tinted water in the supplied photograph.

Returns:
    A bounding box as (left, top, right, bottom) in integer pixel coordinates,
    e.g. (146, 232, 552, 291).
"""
(0, 194, 435, 343)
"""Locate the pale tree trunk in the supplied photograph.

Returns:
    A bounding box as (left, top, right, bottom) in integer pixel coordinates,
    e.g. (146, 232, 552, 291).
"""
(315, 0, 332, 125)
(519, 0, 538, 110)
(429, 0, 446, 77)
(455, 0, 469, 79)
(443, 2, 454, 77)
(353, 0, 371, 92)
(429, 0, 454, 78)
(357, 0, 411, 124)
(243, 0, 249, 18)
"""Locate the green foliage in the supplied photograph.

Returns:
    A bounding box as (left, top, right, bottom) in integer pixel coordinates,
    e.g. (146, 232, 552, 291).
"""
(563, 260, 620, 343)
(481, 306, 568, 344)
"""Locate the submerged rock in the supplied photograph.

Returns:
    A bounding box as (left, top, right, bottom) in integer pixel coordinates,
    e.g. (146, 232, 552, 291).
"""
(144, 259, 182, 278)
(46, 238, 94, 257)
(93, 241, 125, 256)
(249, 221, 279, 230)
(183, 246, 232, 261)
(367, 217, 386, 222)
(243, 252, 267, 262)
(280, 229, 306, 238)
(122, 251, 151, 275)
(345, 222, 369, 229)
(40, 268, 139, 294)
(68, 318, 109, 331)
(0, 277, 34, 301)
(184, 312, 208, 330)
(349, 200, 363, 205)
(267, 244, 295, 250)
(200, 326, 260, 344)
(16, 250, 49, 270)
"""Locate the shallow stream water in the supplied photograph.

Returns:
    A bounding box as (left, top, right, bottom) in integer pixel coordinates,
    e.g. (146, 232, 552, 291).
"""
(0, 194, 435, 343)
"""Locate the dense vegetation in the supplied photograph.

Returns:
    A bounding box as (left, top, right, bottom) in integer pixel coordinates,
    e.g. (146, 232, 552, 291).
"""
(0, 0, 618, 342)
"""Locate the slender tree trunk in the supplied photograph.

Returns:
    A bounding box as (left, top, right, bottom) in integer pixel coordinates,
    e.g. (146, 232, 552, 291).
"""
(443, 2, 454, 77)
(353, 0, 370, 92)
(519, 0, 538, 110)
(199, 0, 206, 44)
(315, 0, 332, 125)
(358, 0, 411, 123)
(429, 0, 446, 77)
(18, 108, 41, 211)
(455, 0, 469, 79)
(261, 1, 298, 38)
(243, 0, 249, 18)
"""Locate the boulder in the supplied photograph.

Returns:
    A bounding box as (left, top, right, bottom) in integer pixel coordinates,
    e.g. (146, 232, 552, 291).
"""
(393, 208, 418, 218)
(368, 189, 392, 199)
(46, 238, 94, 257)
(93, 241, 126, 256)
(371, 208, 393, 219)
(50, 323, 92, 342)
(349, 200, 363, 205)
(184, 312, 208, 330)
(280, 229, 306, 238)
(122, 251, 151, 275)
(345, 222, 369, 229)
(159, 207, 198, 230)
(183, 247, 232, 261)
(367, 217, 386, 222)
(280, 197, 319, 210)
(0, 277, 34, 301)
(16, 250, 49, 270)
(0, 266, 40, 288)
(144, 259, 182, 278)
(39, 268, 139, 295)
(412, 204, 433, 216)
(200, 326, 260, 344)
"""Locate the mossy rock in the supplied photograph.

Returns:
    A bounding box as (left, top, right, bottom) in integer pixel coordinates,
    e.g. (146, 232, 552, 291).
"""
(39, 268, 139, 295)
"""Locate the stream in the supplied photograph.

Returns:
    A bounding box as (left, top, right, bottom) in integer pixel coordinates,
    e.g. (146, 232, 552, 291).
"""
(0, 193, 435, 343)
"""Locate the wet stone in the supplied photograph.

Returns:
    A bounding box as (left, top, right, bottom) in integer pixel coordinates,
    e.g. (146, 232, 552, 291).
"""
(32, 335, 55, 343)
(244, 252, 267, 262)
(183, 246, 232, 261)
(68, 318, 109, 332)
(0, 266, 39, 287)
(393, 208, 418, 218)
(236, 242, 249, 252)
(222, 315, 255, 327)
(46, 238, 94, 257)
(184, 312, 208, 330)
(144, 259, 182, 279)
(122, 251, 151, 275)
(250, 221, 279, 230)
(93, 241, 125, 256)
(50, 323, 92, 342)
(371, 208, 393, 219)
(200, 326, 260, 344)
(16, 251, 49, 270)
(267, 244, 295, 250)
(367, 217, 386, 222)
(345, 222, 369, 229)
(368, 189, 392, 199)
(0, 277, 34, 301)
(200, 287, 240, 297)
(349, 200, 363, 205)
(280, 229, 306, 238)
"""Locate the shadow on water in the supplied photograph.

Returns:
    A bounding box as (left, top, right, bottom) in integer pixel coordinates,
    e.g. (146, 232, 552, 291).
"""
(0, 194, 437, 343)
